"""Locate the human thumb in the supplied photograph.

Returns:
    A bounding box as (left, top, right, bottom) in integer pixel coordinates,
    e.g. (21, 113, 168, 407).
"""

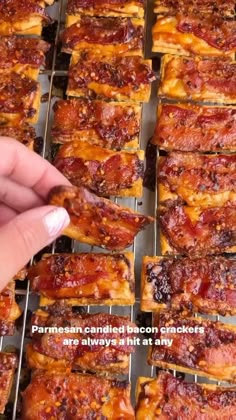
(0, 205, 70, 290)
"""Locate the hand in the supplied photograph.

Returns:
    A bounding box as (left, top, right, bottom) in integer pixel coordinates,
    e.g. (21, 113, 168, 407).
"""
(0, 137, 71, 291)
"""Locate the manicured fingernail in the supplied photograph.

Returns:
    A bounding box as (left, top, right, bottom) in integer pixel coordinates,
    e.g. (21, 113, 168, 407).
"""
(43, 207, 70, 237)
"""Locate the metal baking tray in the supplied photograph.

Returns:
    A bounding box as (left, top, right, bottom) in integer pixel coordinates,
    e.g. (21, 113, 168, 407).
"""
(1, 1, 234, 418)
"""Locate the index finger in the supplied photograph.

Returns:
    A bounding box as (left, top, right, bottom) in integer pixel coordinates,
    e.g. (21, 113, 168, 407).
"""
(0, 137, 71, 199)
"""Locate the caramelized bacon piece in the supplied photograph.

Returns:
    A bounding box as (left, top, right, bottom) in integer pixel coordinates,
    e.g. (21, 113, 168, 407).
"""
(0, 124, 36, 149)
(62, 17, 143, 56)
(67, 51, 155, 102)
(141, 256, 236, 315)
(136, 372, 236, 420)
(158, 152, 236, 208)
(153, 103, 236, 152)
(159, 204, 236, 256)
(152, 15, 236, 56)
(54, 141, 144, 197)
(154, 0, 235, 17)
(48, 185, 153, 250)
(159, 54, 236, 104)
(27, 306, 136, 374)
(52, 99, 140, 149)
(0, 352, 17, 414)
(148, 312, 236, 382)
(0, 282, 22, 335)
(67, 0, 144, 18)
(0, 37, 49, 73)
(0, 0, 51, 36)
(28, 252, 135, 306)
(22, 371, 134, 420)
(0, 72, 40, 123)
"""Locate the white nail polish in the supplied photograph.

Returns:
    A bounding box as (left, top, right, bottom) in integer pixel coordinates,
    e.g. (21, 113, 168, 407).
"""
(43, 207, 70, 237)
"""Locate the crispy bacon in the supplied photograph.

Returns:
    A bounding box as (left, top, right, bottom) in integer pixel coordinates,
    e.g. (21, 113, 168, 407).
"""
(158, 152, 236, 207)
(67, 52, 155, 102)
(177, 14, 236, 52)
(52, 99, 140, 149)
(0, 37, 50, 70)
(159, 55, 236, 103)
(159, 204, 236, 256)
(28, 252, 135, 305)
(48, 185, 153, 250)
(0, 124, 36, 149)
(0, 352, 17, 414)
(0, 282, 22, 335)
(22, 371, 134, 420)
(153, 103, 236, 152)
(148, 312, 236, 382)
(0, 0, 51, 35)
(136, 372, 236, 420)
(142, 256, 236, 315)
(0, 72, 39, 119)
(27, 307, 136, 374)
(67, 0, 144, 18)
(54, 141, 144, 197)
(154, 0, 235, 17)
(62, 17, 143, 55)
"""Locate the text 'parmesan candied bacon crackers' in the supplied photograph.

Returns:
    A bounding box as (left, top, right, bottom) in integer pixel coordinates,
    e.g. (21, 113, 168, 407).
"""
(54, 141, 144, 197)
(0, 37, 50, 80)
(154, 0, 235, 17)
(67, 51, 155, 102)
(148, 312, 236, 383)
(28, 252, 135, 306)
(0, 72, 40, 124)
(26, 306, 136, 375)
(158, 152, 236, 208)
(61, 17, 144, 56)
(52, 99, 141, 149)
(153, 103, 236, 152)
(48, 185, 153, 250)
(21, 371, 134, 420)
(136, 371, 236, 419)
(159, 204, 236, 257)
(152, 14, 236, 57)
(0, 0, 52, 36)
(141, 256, 236, 315)
(66, 0, 144, 19)
(0, 352, 17, 414)
(159, 54, 236, 104)
(0, 282, 22, 335)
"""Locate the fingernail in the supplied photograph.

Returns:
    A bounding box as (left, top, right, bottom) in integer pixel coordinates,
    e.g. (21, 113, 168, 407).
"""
(43, 207, 70, 237)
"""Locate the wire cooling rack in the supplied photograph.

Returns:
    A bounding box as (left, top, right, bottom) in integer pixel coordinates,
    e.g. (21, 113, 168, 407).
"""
(0, 1, 231, 418)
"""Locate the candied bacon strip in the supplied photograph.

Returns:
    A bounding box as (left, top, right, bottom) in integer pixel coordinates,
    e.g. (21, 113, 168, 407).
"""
(0, 282, 22, 336)
(154, 0, 235, 17)
(0, 37, 50, 70)
(159, 55, 236, 104)
(141, 256, 236, 315)
(61, 17, 143, 55)
(28, 252, 135, 305)
(22, 371, 134, 420)
(27, 307, 137, 374)
(67, 52, 155, 102)
(136, 372, 236, 419)
(148, 312, 236, 382)
(0, 72, 39, 119)
(0, 125, 36, 149)
(0, 352, 17, 414)
(159, 204, 236, 256)
(48, 185, 153, 250)
(0, 0, 51, 24)
(158, 152, 236, 208)
(153, 103, 236, 152)
(52, 99, 141, 149)
(67, 0, 144, 18)
(54, 141, 144, 197)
